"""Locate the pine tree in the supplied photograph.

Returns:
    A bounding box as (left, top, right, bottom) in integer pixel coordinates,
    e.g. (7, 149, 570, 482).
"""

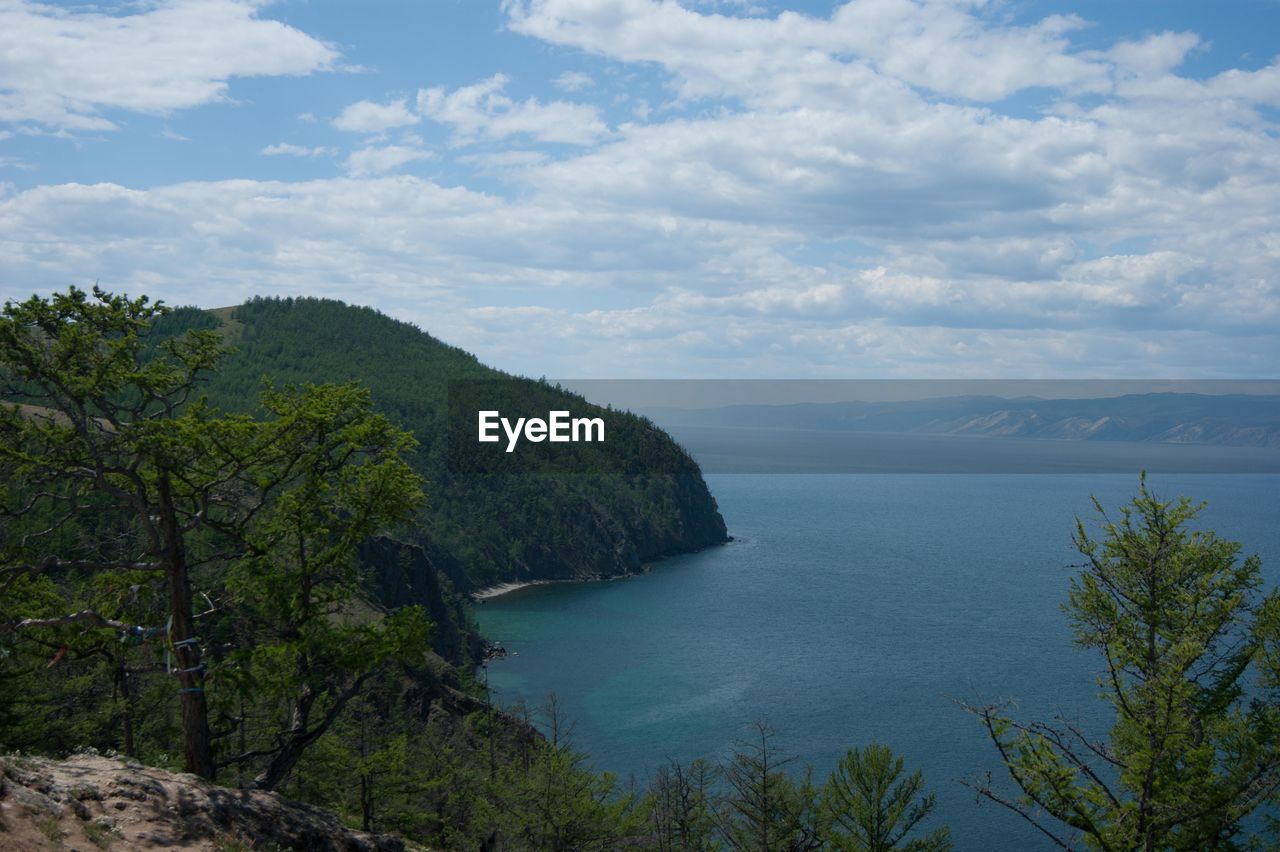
(716, 721, 821, 851)
(820, 744, 951, 851)
(1, 286, 425, 783)
(968, 475, 1280, 849)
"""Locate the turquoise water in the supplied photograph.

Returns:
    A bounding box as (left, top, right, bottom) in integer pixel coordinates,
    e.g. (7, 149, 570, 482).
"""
(475, 474, 1280, 850)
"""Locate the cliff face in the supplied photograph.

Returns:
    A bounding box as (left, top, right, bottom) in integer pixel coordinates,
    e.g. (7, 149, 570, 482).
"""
(0, 754, 406, 851)
(450, 472, 729, 585)
(358, 536, 477, 664)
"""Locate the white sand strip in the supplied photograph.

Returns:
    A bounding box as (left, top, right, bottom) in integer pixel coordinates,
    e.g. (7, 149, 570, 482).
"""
(471, 581, 545, 602)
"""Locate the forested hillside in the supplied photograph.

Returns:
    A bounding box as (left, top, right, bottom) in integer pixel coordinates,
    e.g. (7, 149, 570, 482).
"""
(0, 288, 730, 850)
(157, 297, 728, 592)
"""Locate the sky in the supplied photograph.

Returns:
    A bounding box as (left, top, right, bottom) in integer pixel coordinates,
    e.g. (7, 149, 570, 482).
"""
(1, 0, 1278, 380)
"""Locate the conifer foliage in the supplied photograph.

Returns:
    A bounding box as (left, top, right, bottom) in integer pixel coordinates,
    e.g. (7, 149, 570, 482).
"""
(968, 475, 1280, 849)
(0, 287, 425, 783)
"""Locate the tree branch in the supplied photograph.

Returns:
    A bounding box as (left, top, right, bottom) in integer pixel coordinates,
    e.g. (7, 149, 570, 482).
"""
(6, 608, 132, 633)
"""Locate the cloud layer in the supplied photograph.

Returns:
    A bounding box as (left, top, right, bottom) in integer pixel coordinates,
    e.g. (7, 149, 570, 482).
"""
(1, 0, 1278, 378)
(0, 0, 337, 130)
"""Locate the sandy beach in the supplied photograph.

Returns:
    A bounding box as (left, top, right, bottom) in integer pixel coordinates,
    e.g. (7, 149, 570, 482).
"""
(471, 581, 547, 602)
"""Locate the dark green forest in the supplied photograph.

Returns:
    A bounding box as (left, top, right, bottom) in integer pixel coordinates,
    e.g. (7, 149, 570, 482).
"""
(158, 296, 729, 589)
(3, 289, 1279, 850)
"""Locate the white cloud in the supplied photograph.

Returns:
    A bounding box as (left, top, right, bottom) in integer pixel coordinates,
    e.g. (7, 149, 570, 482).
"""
(554, 71, 594, 92)
(418, 74, 608, 145)
(1108, 31, 1201, 79)
(826, 2, 1110, 101)
(503, 0, 1112, 106)
(459, 150, 551, 174)
(2, 166, 1277, 378)
(332, 97, 420, 134)
(261, 142, 334, 157)
(344, 145, 433, 176)
(0, 0, 338, 131)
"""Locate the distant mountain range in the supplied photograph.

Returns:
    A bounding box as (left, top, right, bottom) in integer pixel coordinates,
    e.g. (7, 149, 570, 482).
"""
(644, 393, 1280, 448)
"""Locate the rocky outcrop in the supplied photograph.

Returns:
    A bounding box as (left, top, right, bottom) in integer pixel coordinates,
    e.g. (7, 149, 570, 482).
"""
(0, 753, 409, 851)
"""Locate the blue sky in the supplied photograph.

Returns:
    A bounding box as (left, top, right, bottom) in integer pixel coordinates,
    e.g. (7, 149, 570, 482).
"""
(2, 1, 1278, 378)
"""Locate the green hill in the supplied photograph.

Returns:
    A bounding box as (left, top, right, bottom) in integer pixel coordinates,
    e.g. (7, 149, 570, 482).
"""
(156, 296, 728, 595)
(3, 288, 725, 848)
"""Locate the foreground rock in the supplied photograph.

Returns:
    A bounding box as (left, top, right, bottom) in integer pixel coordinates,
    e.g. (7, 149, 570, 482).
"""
(0, 753, 408, 851)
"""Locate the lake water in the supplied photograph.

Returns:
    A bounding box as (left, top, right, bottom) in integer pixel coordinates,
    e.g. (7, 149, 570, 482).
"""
(475, 473, 1280, 850)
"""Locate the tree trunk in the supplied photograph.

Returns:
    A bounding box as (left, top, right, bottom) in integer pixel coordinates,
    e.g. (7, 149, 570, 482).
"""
(158, 472, 215, 780)
(117, 657, 135, 758)
(251, 721, 316, 791)
(361, 773, 374, 832)
(251, 675, 370, 791)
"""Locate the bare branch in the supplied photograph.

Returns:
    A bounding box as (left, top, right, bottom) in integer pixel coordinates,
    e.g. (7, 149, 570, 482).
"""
(961, 773, 1077, 851)
(6, 608, 132, 633)
(1, 555, 163, 596)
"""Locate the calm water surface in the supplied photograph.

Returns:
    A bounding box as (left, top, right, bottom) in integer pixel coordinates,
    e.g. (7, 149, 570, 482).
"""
(475, 474, 1280, 850)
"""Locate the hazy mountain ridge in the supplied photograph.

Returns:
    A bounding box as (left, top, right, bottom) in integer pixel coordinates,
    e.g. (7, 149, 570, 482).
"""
(647, 393, 1280, 448)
